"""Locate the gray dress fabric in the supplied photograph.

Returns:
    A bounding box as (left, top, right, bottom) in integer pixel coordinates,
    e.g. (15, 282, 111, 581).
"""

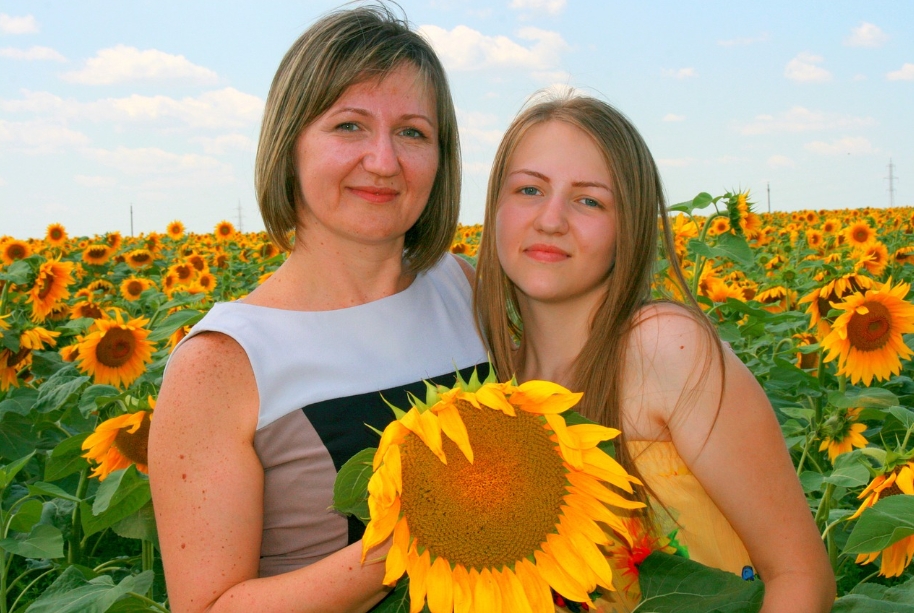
(177, 254, 488, 577)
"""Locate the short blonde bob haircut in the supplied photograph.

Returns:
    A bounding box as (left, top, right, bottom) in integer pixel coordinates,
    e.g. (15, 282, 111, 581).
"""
(255, 4, 460, 273)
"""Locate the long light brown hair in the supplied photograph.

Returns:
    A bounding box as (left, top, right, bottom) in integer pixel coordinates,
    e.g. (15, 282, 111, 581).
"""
(475, 92, 720, 496)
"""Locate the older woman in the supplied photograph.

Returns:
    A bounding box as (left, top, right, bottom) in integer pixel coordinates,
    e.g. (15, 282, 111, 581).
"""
(148, 6, 486, 612)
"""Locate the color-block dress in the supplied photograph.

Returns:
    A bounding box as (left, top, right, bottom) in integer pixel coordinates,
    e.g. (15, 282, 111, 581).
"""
(177, 254, 488, 577)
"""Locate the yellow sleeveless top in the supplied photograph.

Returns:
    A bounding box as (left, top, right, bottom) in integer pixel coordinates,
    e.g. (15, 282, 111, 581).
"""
(560, 441, 753, 613)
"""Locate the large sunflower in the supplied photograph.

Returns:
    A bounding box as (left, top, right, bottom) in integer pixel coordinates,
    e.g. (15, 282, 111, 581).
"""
(28, 258, 75, 322)
(166, 220, 185, 240)
(75, 314, 154, 388)
(125, 248, 154, 269)
(45, 223, 68, 247)
(82, 244, 113, 266)
(360, 373, 644, 613)
(1, 239, 31, 265)
(214, 220, 236, 241)
(849, 461, 914, 577)
(82, 408, 153, 480)
(821, 279, 914, 386)
(119, 277, 155, 302)
(857, 242, 889, 277)
(845, 221, 876, 249)
(799, 273, 875, 338)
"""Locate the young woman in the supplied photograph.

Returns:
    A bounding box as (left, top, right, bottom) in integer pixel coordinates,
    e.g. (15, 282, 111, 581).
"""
(148, 6, 486, 612)
(475, 94, 835, 612)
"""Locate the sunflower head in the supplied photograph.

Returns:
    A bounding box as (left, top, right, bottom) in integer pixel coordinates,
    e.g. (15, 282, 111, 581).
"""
(355, 369, 644, 613)
(846, 221, 876, 249)
(74, 313, 155, 388)
(818, 407, 868, 463)
(214, 220, 236, 240)
(166, 220, 185, 240)
(82, 244, 113, 266)
(45, 223, 68, 246)
(82, 409, 153, 480)
(1, 239, 31, 265)
(849, 461, 914, 577)
(126, 249, 154, 269)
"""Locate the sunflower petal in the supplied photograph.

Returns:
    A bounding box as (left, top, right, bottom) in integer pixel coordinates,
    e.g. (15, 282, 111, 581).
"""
(426, 556, 454, 613)
(515, 559, 553, 613)
(436, 403, 474, 463)
(452, 564, 473, 613)
(534, 548, 591, 603)
(473, 568, 502, 613)
(408, 547, 431, 613)
(382, 519, 410, 586)
(566, 423, 621, 448)
(361, 496, 399, 561)
(497, 568, 532, 613)
(474, 385, 516, 416)
(374, 421, 409, 470)
(566, 527, 615, 590)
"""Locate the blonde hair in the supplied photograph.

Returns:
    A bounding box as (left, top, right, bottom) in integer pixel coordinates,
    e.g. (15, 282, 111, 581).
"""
(475, 92, 718, 491)
(255, 4, 460, 272)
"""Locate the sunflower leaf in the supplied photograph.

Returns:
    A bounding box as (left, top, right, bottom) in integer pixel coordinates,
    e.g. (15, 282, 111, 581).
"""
(0, 523, 64, 559)
(25, 565, 155, 613)
(669, 192, 714, 214)
(633, 551, 763, 612)
(45, 432, 91, 481)
(147, 308, 203, 342)
(843, 495, 914, 554)
(92, 465, 149, 515)
(830, 388, 899, 409)
(0, 451, 35, 490)
(33, 365, 90, 414)
(332, 448, 375, 524)
(371, 577, 412, 613)
(888, 406, 914, 430)
(823, 452, 871, 488)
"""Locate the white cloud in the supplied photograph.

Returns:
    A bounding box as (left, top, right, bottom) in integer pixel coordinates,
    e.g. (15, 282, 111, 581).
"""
(62, 45, 219, 85)
(887, 63, 914, 81)
(718, 33, 769, 47)
(509, 0, 566, 15)
(457, 108, 503, 153)
(657, 157, 697, 168)
(0, 46, 66, 61)
(738, 107, 875, 135)
(662, 67, 697, 79)
(418, 24, 568, 72)
(84, 146, 232, 177)
(804, 137, 877, 155)
(0, 88, 264, 130)
(662, 113, 685, 122)
(0, 120, 89, 154)
(74, 175, 116, 187)
(0, 14, 38, 34)
(767, 155, 795, 168)
(785, 52, 831, 83)
(191, 133, 256, 155)
(844, 22, 888, 48)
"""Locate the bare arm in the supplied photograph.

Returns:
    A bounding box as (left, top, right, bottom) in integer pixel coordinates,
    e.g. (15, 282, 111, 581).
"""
(148, 332, 391, 613)
(631, 306, 835, 613)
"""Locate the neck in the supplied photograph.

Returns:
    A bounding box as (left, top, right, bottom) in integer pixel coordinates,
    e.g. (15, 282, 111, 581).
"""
(514, 292, 602, 388)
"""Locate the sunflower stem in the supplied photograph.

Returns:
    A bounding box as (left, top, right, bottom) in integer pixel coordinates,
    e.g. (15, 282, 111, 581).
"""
(796, 433, 813, 476)
(7, 568, 54, 613)
(901, 423, 913, 452)
(126, 592, 170, 613)
(141, 539, 155, 598)
(69, 467, 89, 565)
(815, 349, 826, 425)
(0, 281, 10, 318)
(814, 483, 835, 528)
(837, 375, 846, 394)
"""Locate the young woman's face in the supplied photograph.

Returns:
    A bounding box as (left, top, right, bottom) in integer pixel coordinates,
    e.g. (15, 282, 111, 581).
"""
(293, 64, 439, 249)
(496, 119, 617, 306)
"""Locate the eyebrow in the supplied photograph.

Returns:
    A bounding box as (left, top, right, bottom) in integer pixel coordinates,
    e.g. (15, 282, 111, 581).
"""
(331, 107, 435, 125)
(508, 169, 612, 192)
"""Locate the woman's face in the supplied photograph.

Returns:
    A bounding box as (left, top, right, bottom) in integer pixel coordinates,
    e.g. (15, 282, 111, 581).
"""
(496, 119, 617, 307)
(293, 64, 439, 250)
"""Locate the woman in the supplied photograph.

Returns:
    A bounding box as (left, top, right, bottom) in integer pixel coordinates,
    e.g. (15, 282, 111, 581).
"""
(475, 93, 835, 612)
(148, 6, 486, 612)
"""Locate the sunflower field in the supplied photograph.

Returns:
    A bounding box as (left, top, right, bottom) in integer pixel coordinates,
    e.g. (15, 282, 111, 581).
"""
(0, 192, 913, 612)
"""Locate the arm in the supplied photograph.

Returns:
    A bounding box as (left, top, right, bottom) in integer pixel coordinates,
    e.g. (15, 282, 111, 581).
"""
(148, 332, 391, 613)
(632, 306, 835, 613)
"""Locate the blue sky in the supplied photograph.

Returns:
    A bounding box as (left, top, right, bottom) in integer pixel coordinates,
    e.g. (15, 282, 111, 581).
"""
(1, 0, 911, 239)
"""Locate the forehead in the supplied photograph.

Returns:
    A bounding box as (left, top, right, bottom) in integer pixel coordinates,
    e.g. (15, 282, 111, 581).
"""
(509, 120, 610, 173)
(329, 64, 437, 119)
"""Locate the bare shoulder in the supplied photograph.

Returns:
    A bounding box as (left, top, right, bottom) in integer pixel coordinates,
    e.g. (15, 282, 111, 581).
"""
(450, 253, 476, 287)
(628, 302, 719, 371)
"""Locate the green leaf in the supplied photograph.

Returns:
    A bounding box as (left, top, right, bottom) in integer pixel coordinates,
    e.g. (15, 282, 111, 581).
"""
(147, 308, 203, 342)
(112, 500, 159, 545)
(0, 451, 35, 490)
(0, 387, 38, 418)
(29, 481, 83, 503)
(799, 471, 824, 494)
(830, 388, 899, 409)
(332, 448, 375, 524)
(844, 495, 914, 554)
(823, 452, 870, 488)
(26, 566, 155, 613)
(44, 432, 91, 481)
(0, 523, 64, 559)
(714, 232, 756, 268)
(0, 414, 37, 461)
(779, 406, 815, 423)
(633, 552, 764, 612)
(0, 259, 34, 285)
(9, 498, 43, 533)
(669, 192, 714, 214)
(831, 595, 914, 613)
(92, 465, 149, 515)
(371, 578, 411, 613)
(33, 365, 90, 414)
(888, 406, 914, 430)
(78, 385, 122, 417)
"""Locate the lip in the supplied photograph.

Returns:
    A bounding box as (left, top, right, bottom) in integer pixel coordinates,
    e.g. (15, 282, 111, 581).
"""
(348, 186, 399, 204)
(524, 243, 570, 263)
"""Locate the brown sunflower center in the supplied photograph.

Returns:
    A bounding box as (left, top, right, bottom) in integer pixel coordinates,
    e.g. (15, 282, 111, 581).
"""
(852, 227, 870, 243)
(113, 413, 151, 466)
(50, 228, 64, 241)
(847, 301, 891, 352)
(96, 327, 136, 367)
(175, 265, 193, 280)
(399, 400, 567, 571)
(6, 244, 26, 259)
(126, 281, 144, 297)
(77, 303, 104, 319)
(37, 274, 56, 300)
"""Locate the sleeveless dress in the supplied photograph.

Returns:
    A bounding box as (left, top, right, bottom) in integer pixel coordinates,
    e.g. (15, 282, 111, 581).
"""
(563, 441, 754, 613)
(177, 255, 488, 577)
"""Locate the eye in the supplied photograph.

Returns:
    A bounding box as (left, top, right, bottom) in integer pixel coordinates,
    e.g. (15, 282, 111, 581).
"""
(519, 186, 541, 196)
(336, 122, 360, 132)
(400, 127, 427, 139)
(580, 197, 602, 208)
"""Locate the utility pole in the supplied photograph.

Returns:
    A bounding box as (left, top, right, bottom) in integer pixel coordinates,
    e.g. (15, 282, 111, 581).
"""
(130, 204, 134, 236)
(766, 182, 771, 214)
(237, 199, 244, 233)
(886, 159, 896, 208)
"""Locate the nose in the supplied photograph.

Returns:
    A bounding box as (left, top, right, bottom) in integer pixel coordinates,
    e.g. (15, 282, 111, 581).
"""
(362, 132, 400, 177)
(533, 193, 569, 235)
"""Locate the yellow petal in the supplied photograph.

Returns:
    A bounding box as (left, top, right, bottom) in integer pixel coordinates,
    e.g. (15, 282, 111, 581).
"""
(560, 504, 610, 545)
(361, 496, 400, 561)
(545, 533, 597, 593)
(474, 385, 516, 416)
(497, 568, 532, 613)
(452, 564, 473, 613)
(382, 518, 411, 586)
(515, 559, 553, 613)
(533, 548, 591, 603)
(401, 408, 447, 465)
(436, 403, 474, 463)
(473, 568, 502, 613)
(384, 443, 403, 495)
(408, 547, 431, 613)
(581, 446, 642, 487)
(374, 421, 409, 470)
(427, 556, 454, 613)
(566, 423, 621, 448)
(566, 527, 615, 591)
(565, 492, 634, 547)
(512, 380, 583, 414)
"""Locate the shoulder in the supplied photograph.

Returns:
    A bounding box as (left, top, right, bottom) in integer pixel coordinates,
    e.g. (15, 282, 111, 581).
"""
(628, 302, 720, 367)
(449, 253, 476, 288)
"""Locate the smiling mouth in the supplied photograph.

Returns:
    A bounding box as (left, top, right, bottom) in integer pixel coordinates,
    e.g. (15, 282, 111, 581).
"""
(349, 187, 399, 204)
(524, 244, 569, 262)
